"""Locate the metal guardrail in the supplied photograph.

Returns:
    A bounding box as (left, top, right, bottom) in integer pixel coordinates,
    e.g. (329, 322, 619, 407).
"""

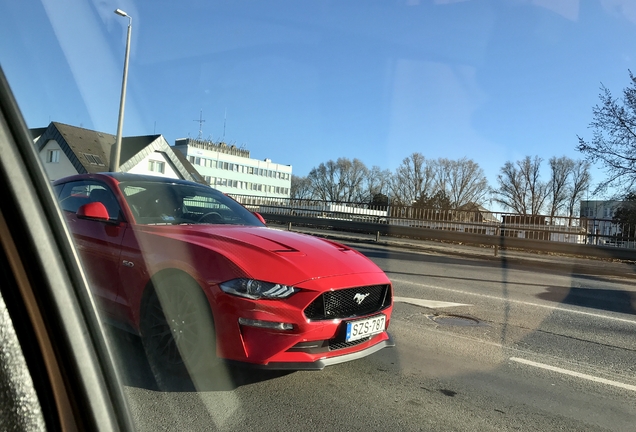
(228, 194, 636, 260)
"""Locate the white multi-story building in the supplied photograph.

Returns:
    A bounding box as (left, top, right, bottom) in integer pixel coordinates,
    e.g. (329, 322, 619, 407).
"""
(174, 138, 292, 198)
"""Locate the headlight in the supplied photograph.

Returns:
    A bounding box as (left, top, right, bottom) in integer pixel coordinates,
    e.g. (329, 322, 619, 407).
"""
(220, 278, 297, 300)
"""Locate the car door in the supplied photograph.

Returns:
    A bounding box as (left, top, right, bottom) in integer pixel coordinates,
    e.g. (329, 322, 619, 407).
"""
(57, 180, 128, 320)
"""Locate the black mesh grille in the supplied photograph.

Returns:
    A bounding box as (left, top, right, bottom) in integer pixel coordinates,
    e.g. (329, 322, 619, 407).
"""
(329, 336, 370, 351)
(287, 334, 373, 353)
(304, 284, 391, 320)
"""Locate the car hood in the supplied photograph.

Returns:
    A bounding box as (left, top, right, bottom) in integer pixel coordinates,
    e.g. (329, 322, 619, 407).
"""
(138, 225, 386, 285)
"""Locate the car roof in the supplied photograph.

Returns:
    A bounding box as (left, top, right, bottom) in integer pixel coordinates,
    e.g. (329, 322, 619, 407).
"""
(54, 172, 210, 188)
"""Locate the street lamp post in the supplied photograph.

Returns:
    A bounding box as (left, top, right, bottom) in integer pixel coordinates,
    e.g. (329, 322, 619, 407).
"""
(110, 8, 132, 172)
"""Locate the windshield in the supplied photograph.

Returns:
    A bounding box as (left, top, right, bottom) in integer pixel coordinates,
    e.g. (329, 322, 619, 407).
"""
(120, 181, 263, 226)
(2, 1, 636, 431)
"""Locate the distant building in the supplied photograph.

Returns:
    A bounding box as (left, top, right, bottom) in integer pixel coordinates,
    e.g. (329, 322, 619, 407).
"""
(579, 200, 623, 244)
(579, 200, 621, 220)
(32, 122, 204, 183)
(456, 202, 498, 224)
(173, 138, 292, 198)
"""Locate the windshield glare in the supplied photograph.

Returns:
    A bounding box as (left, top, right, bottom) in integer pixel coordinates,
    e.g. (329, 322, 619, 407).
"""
(4, 1, 636, 431)
(120, 181, 262, 226)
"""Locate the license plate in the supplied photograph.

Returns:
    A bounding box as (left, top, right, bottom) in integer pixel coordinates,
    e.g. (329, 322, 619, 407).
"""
(345, 315, 386, 342)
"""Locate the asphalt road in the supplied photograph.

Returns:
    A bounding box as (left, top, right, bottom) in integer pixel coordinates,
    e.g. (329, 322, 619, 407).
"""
(111, 242, 636, 431)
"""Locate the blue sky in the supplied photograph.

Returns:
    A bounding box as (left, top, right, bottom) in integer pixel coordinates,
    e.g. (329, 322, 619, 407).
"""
(3, 0, 636, 196)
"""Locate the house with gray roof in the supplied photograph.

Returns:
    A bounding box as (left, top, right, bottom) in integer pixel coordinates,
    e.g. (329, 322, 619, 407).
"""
(33, 122, 205, 184)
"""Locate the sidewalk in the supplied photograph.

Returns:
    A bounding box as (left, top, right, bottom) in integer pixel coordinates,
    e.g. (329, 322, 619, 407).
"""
(270, 224, 636, 280)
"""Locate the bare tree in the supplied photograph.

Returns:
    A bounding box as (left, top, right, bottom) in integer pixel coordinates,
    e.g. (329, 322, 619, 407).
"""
(436, 157, 489, 208)
(290, 175, 314, 200)
(577, 71, 636, 195)
(523, 156, 549, 214)
(431, 158, 447, 196)
(547, 156, 574, 219)
(340, 158, 369, 202)
(307, 159, 341, 201)
(307, 158, 368, 202)
(365, 166, 392, 201)
(493, 156, 548, 214)
(567, 160, 592, 220)
(390, 152, 434, 205)
(492, 161, 526, 213)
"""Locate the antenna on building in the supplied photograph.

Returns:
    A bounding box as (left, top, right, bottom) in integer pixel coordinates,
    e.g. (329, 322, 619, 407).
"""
(223, 108, 227, 140)
(194, 110, 205, 139)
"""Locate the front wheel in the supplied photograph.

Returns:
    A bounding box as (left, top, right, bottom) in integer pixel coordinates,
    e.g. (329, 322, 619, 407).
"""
(140, 273, 218, 391)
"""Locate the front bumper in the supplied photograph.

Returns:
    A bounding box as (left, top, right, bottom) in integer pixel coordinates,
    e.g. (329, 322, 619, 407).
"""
(209, 272, 394, 368)
(227, 333, 395, 371)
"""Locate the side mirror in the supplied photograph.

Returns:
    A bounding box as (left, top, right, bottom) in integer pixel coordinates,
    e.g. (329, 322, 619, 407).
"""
(252, 212, 266, 225)
(77, 202, 110, 222)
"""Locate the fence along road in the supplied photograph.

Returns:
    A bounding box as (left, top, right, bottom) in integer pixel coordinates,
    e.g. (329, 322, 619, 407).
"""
(227, 194, 636, 262)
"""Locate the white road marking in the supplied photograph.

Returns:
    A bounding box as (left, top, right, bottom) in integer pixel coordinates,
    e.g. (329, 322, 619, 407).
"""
(391, 278, 636, 325)
(398, 320, 636, 389)
(510, 357, 636, 392)
(394, 296, 470, 308)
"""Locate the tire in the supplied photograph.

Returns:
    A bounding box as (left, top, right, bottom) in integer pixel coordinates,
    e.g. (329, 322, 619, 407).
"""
(140, 273, 218, 391)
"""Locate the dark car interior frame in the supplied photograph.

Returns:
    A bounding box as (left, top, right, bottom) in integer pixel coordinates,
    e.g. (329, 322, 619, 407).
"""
(0, 67, 133, 431)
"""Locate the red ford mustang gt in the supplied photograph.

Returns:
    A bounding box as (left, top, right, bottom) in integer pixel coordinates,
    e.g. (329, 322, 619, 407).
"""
(53, 173, 393, 381)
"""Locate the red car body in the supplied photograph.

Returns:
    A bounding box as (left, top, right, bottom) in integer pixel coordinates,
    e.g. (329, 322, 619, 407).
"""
(53, 173, 393, 370)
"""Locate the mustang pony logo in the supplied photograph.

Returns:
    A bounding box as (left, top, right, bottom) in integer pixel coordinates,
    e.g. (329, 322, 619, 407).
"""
(353, 293, 370, 305)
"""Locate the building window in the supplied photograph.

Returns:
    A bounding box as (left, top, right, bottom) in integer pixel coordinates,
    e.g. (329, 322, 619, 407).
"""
(47, 149, 60, 163)
(148, 160, 165, 173)
(83, 153, 105, 166)
(189, 156, 195, 163)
